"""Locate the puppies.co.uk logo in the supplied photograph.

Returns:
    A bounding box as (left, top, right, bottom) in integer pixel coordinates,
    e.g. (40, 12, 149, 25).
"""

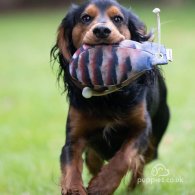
(151, 163, 170, 177)
(138, 163, 184, 184)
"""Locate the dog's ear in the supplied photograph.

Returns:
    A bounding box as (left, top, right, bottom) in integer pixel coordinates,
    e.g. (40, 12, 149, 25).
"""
(57, 26, 71, 62)
(127, 10, 152, 42)
(50, 4, 82, 93)
(56, 4, 79, 62)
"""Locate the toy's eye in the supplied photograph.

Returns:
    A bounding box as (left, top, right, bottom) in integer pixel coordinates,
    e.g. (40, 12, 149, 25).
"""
(112, 15, 123, 24)
(81, 14, 92, 24)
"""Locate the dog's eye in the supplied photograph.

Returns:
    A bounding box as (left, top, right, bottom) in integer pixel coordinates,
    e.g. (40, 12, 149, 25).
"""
(81, 14, 92, 24)
(112, 16, 123, 24)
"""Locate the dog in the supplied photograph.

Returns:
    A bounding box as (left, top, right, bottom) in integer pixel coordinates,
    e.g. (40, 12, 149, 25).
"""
(51, 0, 170, 194)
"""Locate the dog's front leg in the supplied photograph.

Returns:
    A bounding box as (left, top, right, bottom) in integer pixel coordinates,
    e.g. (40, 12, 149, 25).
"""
(60, 140, 86, 195)
(88, 103, 151, 195)
(60, 108, 87, 195)
(87, 137, 146, 195)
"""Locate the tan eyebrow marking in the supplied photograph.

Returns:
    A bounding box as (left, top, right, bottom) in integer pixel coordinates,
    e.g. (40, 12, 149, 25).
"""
(106, 6, 124, 18)
(83, 4, 99, 17)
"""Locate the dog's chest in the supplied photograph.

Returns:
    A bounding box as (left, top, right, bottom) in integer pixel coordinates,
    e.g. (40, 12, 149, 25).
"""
(87, 121, 131, 160)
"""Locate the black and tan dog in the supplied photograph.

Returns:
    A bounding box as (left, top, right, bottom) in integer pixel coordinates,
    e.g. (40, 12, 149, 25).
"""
(51, 0, 170, 194)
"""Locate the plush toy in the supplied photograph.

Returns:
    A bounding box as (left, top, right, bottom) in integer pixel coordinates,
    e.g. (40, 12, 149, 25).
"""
(69, 8, 173, 98)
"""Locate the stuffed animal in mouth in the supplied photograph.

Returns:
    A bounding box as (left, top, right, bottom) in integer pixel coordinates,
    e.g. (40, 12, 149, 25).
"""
(69, 39, 172, 98)
(68, 8, 173, 98)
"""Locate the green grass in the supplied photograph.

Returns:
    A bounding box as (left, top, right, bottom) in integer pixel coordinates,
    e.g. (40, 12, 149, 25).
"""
(0, 5, 195, 195)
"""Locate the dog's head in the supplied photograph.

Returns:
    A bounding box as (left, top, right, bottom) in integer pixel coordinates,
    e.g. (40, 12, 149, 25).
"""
(51, 0, 152, 94)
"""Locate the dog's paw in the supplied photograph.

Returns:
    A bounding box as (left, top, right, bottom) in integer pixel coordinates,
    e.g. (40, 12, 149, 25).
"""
(87, 174, 118, 195)
(61, 186, 87, 195)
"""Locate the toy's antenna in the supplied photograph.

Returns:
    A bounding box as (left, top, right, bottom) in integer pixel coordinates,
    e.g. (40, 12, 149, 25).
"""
(153, 8, 161, 57)
(153, 8, 173, 62)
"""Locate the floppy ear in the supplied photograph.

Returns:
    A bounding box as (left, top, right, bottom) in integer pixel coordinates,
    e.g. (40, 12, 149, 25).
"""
(51, 4, 81, 93)
(55, 4, 79, 62)
(57, 26, 72, 61)
(127, 10, 152, 42)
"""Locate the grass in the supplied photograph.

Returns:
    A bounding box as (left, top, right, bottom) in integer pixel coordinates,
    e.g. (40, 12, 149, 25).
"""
(0, 4, 195, 195)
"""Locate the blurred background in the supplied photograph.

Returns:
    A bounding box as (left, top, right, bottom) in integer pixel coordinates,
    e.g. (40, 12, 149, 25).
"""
(0, 0, 195, 194)
(0, 0, 194, 11)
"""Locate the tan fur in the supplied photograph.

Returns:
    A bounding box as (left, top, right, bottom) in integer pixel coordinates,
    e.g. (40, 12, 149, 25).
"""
(88, 140, 145, 194)
(69, 106, 108, 138)
(72, 4, 131, 48)
(57, 27, 71, 61)
(84, 4, 99, 17)
(69, 102, 146, 139)
(126, 101, 147, 129)
(106, 6, 123, 17)
(61, 139, 86, 195)
(86, 148, 104, 176)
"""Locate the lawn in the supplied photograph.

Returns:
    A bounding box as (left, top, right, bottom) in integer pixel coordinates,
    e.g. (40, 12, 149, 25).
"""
(0, 4, 195, 195)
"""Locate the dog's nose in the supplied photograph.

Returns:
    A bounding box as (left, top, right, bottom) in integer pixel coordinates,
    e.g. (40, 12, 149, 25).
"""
(93, 26, 111, 39)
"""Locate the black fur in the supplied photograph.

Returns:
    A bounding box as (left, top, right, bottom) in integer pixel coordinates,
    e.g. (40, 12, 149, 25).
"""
(51, 0, 170, 159)
(51, 0, 170, 194)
